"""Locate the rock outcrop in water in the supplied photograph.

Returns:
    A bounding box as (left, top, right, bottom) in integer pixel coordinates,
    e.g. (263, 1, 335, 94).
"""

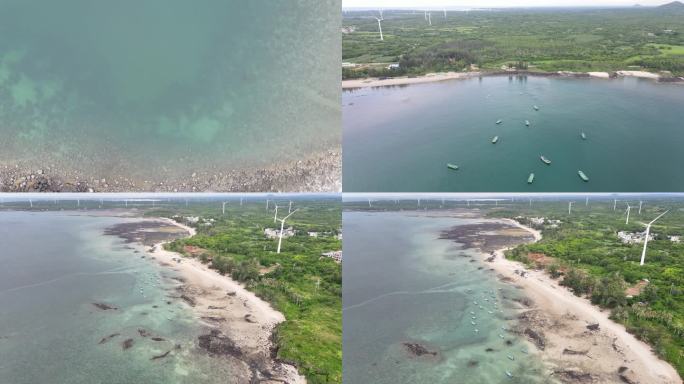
(198, 329, 241, 357)
(402, 342, 438, 358)
(92, 302, 118, 311)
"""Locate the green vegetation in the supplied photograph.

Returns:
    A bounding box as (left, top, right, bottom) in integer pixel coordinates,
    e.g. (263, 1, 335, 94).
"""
(342, 6, 684, 78)
(148, 198, 342, 384)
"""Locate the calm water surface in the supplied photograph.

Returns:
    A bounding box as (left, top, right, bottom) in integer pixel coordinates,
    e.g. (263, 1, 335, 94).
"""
(343, 76, 684, 192)
(0, 211, 230, 384)
(0, 0, 340, 180)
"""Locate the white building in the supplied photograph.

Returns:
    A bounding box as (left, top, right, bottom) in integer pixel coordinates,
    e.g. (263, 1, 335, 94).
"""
(264, 227, 295, 239)
(322, 251, 342, 263)
(618, 231, 654, 244)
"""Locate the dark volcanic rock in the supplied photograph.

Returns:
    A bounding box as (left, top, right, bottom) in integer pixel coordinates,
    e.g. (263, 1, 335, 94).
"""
(198, 329, 241, 357)
(151, 350, 171, 361)
(181, 294, 196, 307)
(552, 369, 593, 383)
(402, 342, 438, 358)
(586, 323, 600, 331)
(92, 302, 118, 311)
(98, 333, 120, 344)
(524, 328, 546, 350)
(122, 338, 134, 350)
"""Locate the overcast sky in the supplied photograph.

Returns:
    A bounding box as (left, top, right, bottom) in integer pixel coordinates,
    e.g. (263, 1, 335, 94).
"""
(343, 0, 669, 8)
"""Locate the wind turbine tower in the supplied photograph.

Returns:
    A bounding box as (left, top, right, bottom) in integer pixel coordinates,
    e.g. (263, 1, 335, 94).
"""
(613, 199, 617, 211)
(625, 205, 631, 225)
(288, 201, 293, 213)
(640, 210, 669, 266)
(277, 209, 299, 254)
(568, 201, 574, 215)
(638, 201, 643, 215)
(428, 12, 432, 25)
(222, 202, 227, 215)
(274, 205, 279, 223)
(375, 16, 384, 41)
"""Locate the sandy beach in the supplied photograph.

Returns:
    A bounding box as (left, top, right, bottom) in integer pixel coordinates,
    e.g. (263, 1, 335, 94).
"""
(342, 69, 675, 89)
(489, 219, 682, 384)
(342, 71, 478, 89)
(146, 218, 306, 384)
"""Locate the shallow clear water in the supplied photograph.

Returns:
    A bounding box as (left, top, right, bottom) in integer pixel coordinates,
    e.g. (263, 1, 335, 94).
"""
(343, 76, 684, 192)
(343, 211, 547, 384)
(0, 0, 340, 180)
(0, 212, 230, 384)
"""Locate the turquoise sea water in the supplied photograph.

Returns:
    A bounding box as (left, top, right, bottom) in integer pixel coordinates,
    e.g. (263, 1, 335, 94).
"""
(0, 0, 340, 180)
(0, 212, 230, 384)
(343, 211, 547, 384)
(343, 76, 684, 192)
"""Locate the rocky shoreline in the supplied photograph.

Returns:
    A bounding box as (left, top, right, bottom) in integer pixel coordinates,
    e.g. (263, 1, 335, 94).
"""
(102, 218, 306, 384)
(0, 148, 340, 193)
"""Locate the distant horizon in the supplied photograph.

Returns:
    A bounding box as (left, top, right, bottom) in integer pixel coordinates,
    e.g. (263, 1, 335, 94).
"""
(342, 0, 674, 9)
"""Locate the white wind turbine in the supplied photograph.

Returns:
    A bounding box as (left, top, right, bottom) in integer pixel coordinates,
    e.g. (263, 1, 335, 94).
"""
(276, 209, 298, 254)
(368, 199, 372, 208)
(273, 205, 279, 223)
(568, 201, 574, 215)
(613, 199, 617, 211)
(266, 199, 270, 210)
(288, 201, 293, 213)
(640, 210, 669, 266)
(624, 204, 632, 225)
(240, 197, 243, 206)
(428, 12, 432, 25)
(443, 8, 447, 18)
(638, 201, 643, 215)
(222, 202, 227, 215)
(375, 16, 384, 41)
(585, 196, 589, 206)
(29, 199, 33, 208)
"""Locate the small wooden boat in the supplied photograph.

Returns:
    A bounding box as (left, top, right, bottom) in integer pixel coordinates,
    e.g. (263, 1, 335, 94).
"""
(447, 163, 459, 170)
(527, 173, 535, 184)
(492, 136, 499, 144)
(540, 155, 551, 165)
(578, 170, 589, 182)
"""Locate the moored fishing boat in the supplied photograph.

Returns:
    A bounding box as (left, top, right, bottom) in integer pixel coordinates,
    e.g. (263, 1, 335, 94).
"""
(581, 132, 587, 140)
(527, 173, 535, 184)
(540, 155, 551, 165)
(492, 136, 499, 144)
(447, 163, 459, 170)
(496, 119, 502, 124)
(578, 170, 589, 182)
(525, 120, 530, 126)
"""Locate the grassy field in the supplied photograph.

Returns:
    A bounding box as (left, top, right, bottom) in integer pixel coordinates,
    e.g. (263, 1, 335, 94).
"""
(343, 195, 684, 378)
(146, 198, 342, 384)
(342, 5, 684, 78)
